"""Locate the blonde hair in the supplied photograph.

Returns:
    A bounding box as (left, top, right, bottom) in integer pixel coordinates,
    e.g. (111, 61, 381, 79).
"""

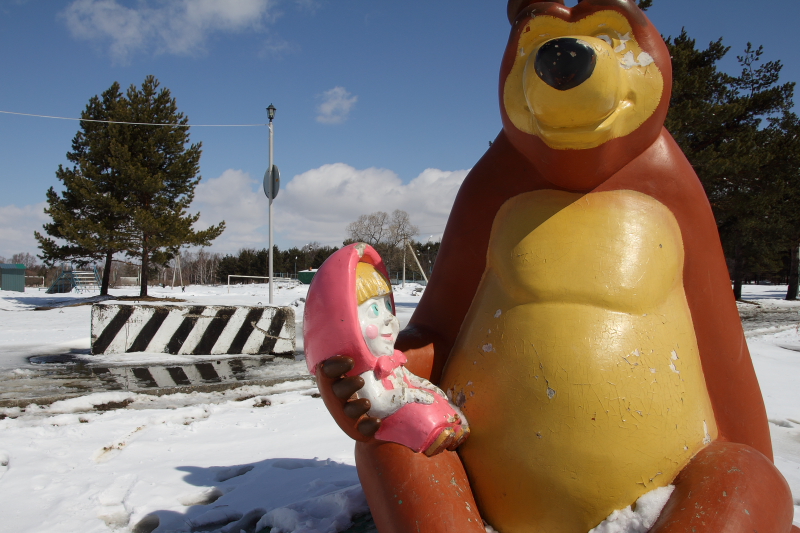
(356, 262, 392, 305)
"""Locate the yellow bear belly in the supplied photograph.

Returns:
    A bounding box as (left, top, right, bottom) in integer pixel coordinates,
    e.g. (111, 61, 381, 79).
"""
(440, 189, 717, 533)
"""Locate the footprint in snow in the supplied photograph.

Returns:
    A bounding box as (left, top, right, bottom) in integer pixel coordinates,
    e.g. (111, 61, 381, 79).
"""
(178, 487, 224, 506)
(95, 473, 136, 528)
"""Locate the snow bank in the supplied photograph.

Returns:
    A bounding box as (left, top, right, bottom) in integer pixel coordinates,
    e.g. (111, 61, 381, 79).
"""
(0, 384, 363, 533)
(589, 486, 674, 533)
(0, 283, 797, 531)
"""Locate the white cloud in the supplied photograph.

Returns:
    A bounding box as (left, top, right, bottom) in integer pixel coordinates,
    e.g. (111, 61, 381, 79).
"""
(193, 169, 271, 253)
(194, 164, 469, 253)
(316, 87, 357, 125)
(61, 0, 276, 61)
(3, 164, 468, 259)
(0, 202, 49, 260)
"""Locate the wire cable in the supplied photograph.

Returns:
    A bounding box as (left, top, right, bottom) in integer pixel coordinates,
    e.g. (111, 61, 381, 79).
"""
(0, 110, 266, 127)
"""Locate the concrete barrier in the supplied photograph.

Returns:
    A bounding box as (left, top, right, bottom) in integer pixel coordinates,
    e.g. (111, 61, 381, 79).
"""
(91, 304, 295, 356)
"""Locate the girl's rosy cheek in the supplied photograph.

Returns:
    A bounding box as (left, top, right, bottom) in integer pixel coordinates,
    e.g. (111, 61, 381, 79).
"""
(365, 325, 379, 339)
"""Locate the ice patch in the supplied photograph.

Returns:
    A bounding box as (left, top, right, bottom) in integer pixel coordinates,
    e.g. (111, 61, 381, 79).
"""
(589, 485, 674, 533)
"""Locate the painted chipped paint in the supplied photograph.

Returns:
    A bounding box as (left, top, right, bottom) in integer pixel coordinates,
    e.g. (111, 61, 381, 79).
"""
(504, 11, 664, 150)
(441, 190, 717, 530)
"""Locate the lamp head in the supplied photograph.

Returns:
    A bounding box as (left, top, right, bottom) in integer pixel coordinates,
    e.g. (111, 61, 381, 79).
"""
(266, 103, 276, 122)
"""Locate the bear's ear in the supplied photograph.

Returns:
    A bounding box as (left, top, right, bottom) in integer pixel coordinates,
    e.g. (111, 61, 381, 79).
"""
(507, 0, 564, 24)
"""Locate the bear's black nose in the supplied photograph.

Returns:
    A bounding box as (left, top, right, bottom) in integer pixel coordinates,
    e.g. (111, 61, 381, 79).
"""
(534, 37, 597, 91)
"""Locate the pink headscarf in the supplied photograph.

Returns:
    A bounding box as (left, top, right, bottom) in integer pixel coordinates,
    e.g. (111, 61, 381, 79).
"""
(303, 243, 396, 377)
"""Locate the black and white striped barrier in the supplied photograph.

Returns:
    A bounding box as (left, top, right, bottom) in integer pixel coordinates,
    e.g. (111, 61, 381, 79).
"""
(90, 304, 295, 356)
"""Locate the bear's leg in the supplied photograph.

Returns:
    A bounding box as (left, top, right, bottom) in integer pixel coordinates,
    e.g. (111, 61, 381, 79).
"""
(355, 440, 485, 533)
(649, 441, 795, 533)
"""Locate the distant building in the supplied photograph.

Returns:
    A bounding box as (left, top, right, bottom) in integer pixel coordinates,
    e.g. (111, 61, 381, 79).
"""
(0, 264, 25, 292)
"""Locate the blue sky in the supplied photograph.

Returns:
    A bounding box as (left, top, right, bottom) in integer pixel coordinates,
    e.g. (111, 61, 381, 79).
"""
(1, 0, 798, 259)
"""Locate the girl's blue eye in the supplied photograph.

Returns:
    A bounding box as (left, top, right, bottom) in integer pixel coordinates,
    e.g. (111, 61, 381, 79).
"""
(385, 300, 392, 313)
(370, 304, 379, 317)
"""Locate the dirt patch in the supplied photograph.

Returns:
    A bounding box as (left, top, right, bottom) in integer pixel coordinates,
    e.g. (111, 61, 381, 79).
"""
(94, 399, 134, 411)
(253, 397, 272, 407)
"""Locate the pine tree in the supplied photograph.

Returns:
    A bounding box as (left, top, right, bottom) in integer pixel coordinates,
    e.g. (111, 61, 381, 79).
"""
(665, 32, 795, 299)
(113, 75, 225, 297)
(35, 83, 131, 295)
(37, 76, 225, 297)
(761, 112, 800, 299)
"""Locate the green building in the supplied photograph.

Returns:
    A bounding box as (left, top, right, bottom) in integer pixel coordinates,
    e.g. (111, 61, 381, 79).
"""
(298, 269, 317, 285)
(0, 264, 25, 292)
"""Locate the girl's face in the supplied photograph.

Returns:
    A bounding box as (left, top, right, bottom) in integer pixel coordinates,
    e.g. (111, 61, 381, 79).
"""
(358, 295, 400, 357)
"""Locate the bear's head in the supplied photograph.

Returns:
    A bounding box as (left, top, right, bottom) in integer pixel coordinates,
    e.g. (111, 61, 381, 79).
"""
(502, 0, 671, 190)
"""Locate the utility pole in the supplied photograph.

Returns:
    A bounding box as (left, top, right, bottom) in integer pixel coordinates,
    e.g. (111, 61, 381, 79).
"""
(265, 104, 277, 304)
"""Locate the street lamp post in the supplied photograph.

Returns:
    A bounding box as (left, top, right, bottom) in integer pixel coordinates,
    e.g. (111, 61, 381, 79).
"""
(294, 256, 297, 279)
(267, 103, 276, 304)
(427, 244, 431, 275)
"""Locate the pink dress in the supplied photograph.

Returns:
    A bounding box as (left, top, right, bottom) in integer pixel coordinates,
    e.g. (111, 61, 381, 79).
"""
(304, 243, 468, 453)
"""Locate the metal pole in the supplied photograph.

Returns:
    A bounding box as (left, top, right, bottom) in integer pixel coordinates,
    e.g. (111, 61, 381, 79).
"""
(178, 255, 184, 287)
(407, 241, 428, 283)
(268, 119, 274, 304)
(402, 238, 406, 289)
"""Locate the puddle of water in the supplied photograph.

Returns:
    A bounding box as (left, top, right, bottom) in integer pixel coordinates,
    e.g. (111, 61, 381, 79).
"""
(0, 355, 309, 405)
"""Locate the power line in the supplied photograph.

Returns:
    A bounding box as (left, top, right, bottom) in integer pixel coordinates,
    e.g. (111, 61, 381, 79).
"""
(0, 110, 266, 127)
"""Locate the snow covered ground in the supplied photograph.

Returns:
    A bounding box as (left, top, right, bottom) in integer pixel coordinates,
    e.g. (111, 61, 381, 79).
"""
(0, 282, 798, 532)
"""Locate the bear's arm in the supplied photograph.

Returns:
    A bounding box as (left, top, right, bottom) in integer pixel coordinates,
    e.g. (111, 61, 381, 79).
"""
(397, 131, 551, 383)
